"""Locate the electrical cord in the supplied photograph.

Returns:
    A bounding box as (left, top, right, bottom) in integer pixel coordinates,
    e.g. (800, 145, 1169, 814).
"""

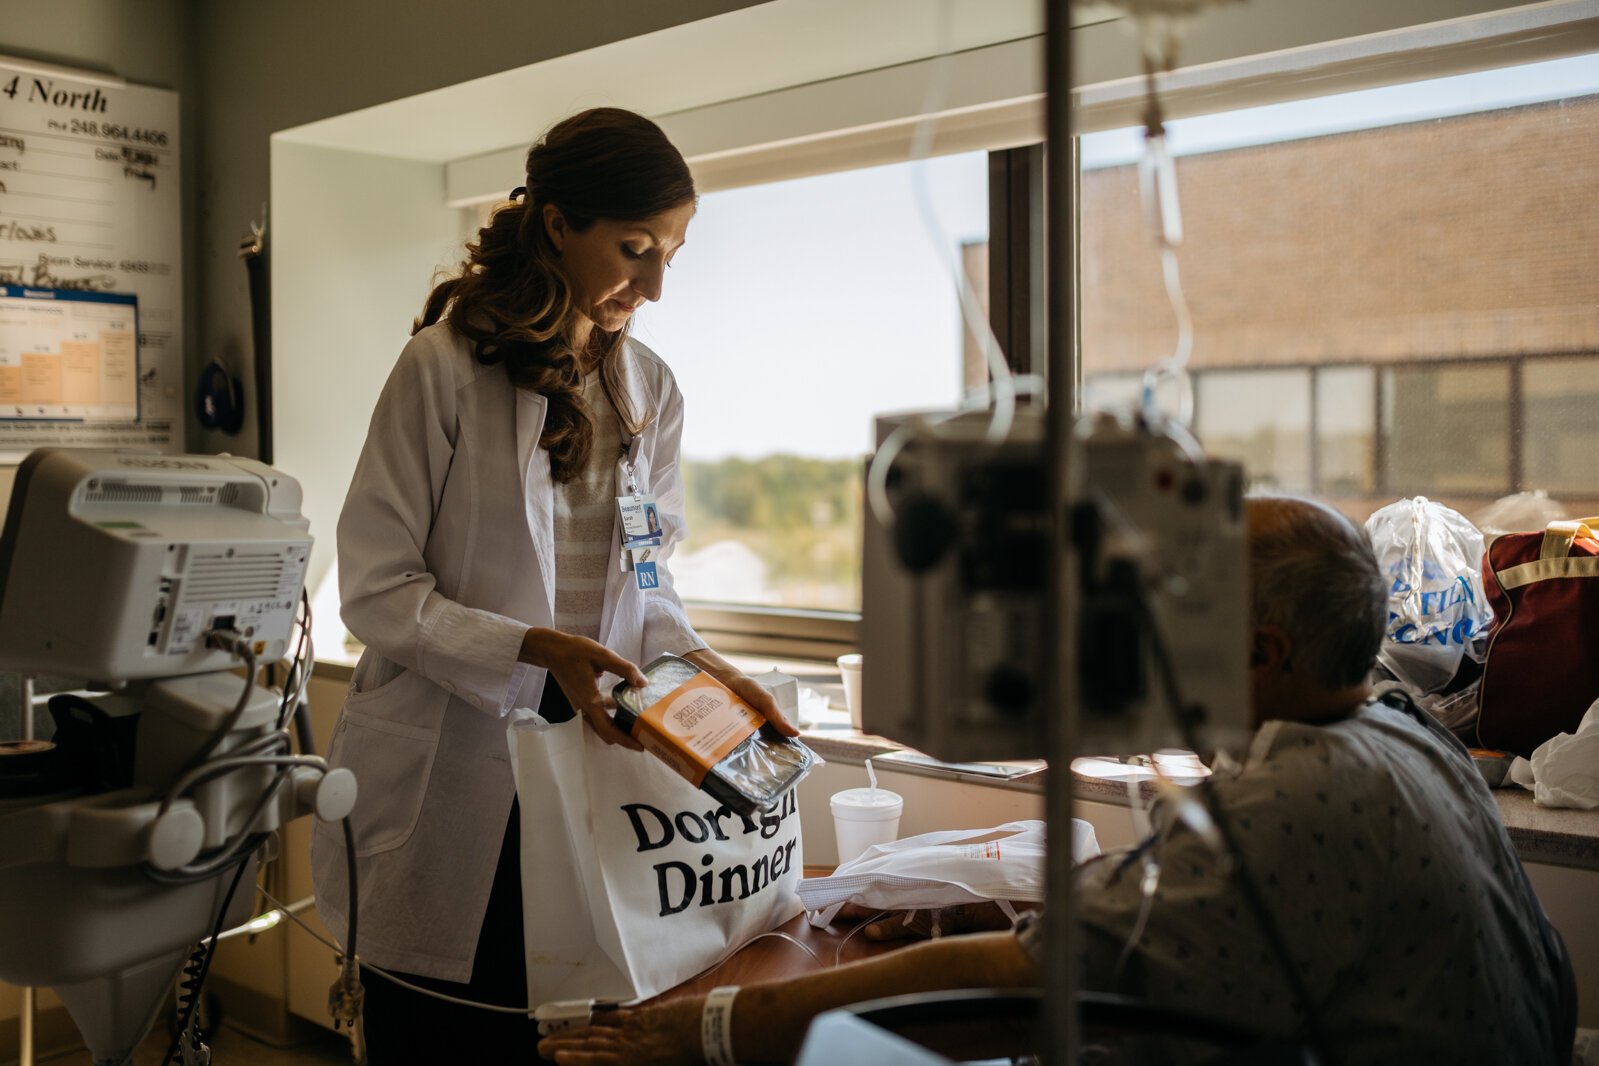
(161, 850, 254, 1066)
(256, 885, 531, 1017)
(1131, 586, 1331, 1059)
(255, 883, 832, 1022)
(864, 409, 964, 527)
(1113, 775, 1161, 990)
(833, 910, 893, 968)
(159, 753, 324, 815)
(341, 818, 358, 965)
(1124, 19, 1203, 439)
(142, 616, 329, 884)
(277, 589, 314, 730)
(207, 892, 315, 944)
(273, 597, 309, 727)
(225, 728, 294, 760)
(144, 831, 273, 887)
(1112, 858, 1162, 992)
(863, 0, 1032, 535)
(292, 700, 316, 757)
(665, 928, 828, 999)
(182, 632, 258, 774)
(181, 768, 293, 875)
(1135, 162, 1197, 428)
(147, 753, 335, 885)
(905, 0, 1019, 448)
(745, 931, 822, 966)
(124, 601, 332, 1053)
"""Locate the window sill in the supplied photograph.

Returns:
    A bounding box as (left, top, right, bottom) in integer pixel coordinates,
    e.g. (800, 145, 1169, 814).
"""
(308, 657, 1163, 801)
(307, 660, 1599, 867)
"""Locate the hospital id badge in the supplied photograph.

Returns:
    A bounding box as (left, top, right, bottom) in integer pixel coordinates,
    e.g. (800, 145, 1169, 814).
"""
(631, 546, 660, 590)
(617, 493, 662, 573)
(617, 493, 662, 542)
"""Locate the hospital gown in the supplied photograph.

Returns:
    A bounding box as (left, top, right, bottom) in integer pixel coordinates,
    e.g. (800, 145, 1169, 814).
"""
(1023, 699, 1571, 1064)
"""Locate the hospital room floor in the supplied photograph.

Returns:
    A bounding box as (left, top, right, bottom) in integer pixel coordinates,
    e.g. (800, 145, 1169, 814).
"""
(38, 1022, 355, 1064)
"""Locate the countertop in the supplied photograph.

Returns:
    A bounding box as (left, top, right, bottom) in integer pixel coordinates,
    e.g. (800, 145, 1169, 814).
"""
(310, 660, 1599, 871)
(1490, 788, 1599, 871)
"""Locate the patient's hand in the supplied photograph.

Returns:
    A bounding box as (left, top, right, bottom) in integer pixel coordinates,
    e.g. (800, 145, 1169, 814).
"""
(538, 997, 700, 1066)
(835, 901, 1029, 942)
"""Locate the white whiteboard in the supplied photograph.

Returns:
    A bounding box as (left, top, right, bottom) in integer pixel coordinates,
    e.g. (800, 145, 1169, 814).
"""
(0, 61, 181, 460)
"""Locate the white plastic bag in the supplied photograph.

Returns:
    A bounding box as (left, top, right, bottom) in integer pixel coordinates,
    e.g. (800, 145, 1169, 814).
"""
(1471, 490, 1570, 538)
(509, 713, 804, 1008)
(1508, 698, 1599, 810)
(795, 819, 1098, 925)
(1364, 497, 1491, 694)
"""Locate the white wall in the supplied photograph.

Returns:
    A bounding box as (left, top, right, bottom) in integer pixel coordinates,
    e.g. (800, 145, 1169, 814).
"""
(1526, 862, 1599, 1027)
(270, 141, 467, 601)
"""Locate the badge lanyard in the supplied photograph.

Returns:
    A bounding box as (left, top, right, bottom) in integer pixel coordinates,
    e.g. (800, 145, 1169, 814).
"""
(615, 436, 661, 590)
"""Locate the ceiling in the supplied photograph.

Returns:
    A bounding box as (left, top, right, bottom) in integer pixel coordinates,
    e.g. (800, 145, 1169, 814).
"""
(275, 0, 1121, 164)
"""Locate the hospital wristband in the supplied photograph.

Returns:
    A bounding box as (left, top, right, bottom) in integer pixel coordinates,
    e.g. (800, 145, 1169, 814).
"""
(701, 985, 740, 1066)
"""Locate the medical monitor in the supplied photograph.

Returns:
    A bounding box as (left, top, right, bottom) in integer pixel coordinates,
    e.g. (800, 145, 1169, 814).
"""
(0, 448, 312, 685)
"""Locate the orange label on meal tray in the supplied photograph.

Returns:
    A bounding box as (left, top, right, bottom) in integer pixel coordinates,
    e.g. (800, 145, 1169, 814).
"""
(633, 672, 763, 787)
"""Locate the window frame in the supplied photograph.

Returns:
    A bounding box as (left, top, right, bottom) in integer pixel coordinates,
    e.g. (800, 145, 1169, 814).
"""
(680, 143, 1044, 661)
(1517, 350, 1599, 497)
(1376, 356, 1519, 500)
(1086, 350, 1599, 503)
(684, 4, 1599, 657)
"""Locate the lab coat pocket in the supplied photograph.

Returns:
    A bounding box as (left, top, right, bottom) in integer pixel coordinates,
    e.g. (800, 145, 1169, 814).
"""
(346, 653, 408, 704)
(326, 673, 444, 856)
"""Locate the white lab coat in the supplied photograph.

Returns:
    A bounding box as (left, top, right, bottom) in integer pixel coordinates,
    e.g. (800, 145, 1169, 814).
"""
(310, 323, 703, 982)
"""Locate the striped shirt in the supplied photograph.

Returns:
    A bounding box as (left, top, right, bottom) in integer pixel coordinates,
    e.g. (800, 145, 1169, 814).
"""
(551, 372, 621, 640)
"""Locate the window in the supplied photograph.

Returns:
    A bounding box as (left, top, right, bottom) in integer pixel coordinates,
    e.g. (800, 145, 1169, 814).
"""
(1314, 366, 1376, 497)
(1522, 355, 1599, 497)
(1381, 362, 1512, 496)
(1195, 368, 1311, 493)
(634, 152, 989, 618)
(1077, 53, 1599, 523)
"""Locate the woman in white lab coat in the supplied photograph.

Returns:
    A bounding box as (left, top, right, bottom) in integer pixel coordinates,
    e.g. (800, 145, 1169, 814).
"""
(309, 107, 795, 1063)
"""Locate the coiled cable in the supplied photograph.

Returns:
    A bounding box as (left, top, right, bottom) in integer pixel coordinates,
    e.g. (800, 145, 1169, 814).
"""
(161, 853, 253, 1065)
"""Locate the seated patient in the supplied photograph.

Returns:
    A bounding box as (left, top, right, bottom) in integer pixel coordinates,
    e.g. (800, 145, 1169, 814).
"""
(540, 496, 1575, 1066)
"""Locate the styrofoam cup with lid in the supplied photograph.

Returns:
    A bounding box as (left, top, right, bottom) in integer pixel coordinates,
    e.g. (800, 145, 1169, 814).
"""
(830, 786, 904, 864)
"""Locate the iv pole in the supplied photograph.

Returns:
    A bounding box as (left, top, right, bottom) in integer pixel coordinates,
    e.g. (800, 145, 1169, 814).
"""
(1043, 0, 1078, 1062)
(18, 675, 36, 1066)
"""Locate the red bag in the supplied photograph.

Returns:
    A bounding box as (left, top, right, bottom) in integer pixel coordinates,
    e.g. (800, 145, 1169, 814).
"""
(1477, 518, 1599, 757)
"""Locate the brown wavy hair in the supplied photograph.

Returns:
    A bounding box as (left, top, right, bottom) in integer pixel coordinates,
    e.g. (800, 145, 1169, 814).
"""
(414, 108, 696, 481)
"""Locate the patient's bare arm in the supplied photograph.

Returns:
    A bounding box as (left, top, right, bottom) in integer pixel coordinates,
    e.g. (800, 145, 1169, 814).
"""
(537, 930, 1038, 1066)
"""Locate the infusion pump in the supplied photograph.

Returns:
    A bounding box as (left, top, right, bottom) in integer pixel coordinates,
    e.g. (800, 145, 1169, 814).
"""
(861, 408, 1251, 762)
(0, 449, 311, 684)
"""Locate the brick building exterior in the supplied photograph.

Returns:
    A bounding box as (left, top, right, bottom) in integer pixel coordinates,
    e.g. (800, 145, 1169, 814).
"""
(1070, 94, 1599, 522)
(1081, 95, 1599, 370)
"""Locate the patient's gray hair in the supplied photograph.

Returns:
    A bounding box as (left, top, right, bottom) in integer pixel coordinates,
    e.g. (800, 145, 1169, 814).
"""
(1246, 496, 1387, 689)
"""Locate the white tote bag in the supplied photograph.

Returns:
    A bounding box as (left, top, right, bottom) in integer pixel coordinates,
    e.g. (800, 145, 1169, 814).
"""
(510, 714, 805, 1007)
